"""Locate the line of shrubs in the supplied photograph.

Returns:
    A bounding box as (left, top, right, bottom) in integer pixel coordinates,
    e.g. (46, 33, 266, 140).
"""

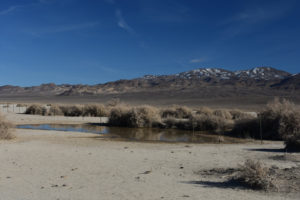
(23, 100, 300, 151)
(25, 104, 109, 117)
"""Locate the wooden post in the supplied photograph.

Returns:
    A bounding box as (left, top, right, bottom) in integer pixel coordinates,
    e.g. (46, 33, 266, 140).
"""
(259, 114, 263, 144)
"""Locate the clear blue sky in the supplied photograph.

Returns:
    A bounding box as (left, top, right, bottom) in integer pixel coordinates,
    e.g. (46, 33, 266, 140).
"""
(0, 0, 299, 86)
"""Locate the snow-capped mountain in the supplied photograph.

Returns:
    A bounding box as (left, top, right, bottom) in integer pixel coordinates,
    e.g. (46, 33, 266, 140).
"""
(0, 67, 297, 98)
(175, 68, 234, 80)
(234, 67, 290, 80)
(140, 67, 290, 81)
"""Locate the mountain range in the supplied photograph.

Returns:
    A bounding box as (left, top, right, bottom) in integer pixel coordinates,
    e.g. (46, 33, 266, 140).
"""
(0, 67, 299, 107)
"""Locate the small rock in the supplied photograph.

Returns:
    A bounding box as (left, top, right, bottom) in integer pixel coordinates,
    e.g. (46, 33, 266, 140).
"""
(51, 184, 59, 187)
(140, 170, 152, 174)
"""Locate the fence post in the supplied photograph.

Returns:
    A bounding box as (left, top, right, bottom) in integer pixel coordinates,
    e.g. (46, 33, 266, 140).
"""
(259, 114, 263, 144)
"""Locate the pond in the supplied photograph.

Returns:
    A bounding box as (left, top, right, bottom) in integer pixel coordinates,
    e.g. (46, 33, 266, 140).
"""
(17, 124, 245, 143)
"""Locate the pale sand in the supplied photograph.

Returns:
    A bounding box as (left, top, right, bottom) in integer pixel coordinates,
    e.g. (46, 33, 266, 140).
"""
(0, 113, 299, 200)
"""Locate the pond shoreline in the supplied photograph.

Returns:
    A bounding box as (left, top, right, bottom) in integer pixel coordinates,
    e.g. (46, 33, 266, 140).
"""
(16, 123, 252, 144)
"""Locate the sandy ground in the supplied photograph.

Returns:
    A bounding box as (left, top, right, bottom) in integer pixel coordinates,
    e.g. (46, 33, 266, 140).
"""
(1, 113, 300, 200)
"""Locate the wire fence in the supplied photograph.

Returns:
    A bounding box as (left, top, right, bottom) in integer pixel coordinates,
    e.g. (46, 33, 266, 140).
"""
(0, 104, 27, 114)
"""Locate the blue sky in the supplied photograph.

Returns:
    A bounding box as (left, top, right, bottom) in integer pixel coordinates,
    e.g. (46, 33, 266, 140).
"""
(0, 0, 299, 86)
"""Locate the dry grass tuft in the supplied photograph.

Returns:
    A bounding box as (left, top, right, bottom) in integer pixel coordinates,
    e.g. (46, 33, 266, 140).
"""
(0, 114, 14, 140)
(233, 159, 275, 190)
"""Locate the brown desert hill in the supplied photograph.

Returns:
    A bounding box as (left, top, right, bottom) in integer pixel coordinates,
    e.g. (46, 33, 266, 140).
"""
(0, 67, 299, 108)
(271, 73, 300, 90)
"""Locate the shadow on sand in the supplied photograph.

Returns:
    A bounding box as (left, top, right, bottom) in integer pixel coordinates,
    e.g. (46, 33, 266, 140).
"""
(245, 148, 285, 153)
(182, 180, 246, 190)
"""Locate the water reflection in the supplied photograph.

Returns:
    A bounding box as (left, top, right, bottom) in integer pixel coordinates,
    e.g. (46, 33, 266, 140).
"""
(17, 124, 244, 143)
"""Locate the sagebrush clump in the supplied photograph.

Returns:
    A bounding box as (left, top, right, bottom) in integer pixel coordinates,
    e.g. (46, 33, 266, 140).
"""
(231, 98, 300, 143)
(25, 104, 47, 115)
(161, 106, 192, 119)
(109, 105, 162, 128)
(83, 104, 109, 117)
(59, 105, 83, 116)
(108, 106, 131, 127)
(48, 105, 64, 116)
(233, 159, 275, 190)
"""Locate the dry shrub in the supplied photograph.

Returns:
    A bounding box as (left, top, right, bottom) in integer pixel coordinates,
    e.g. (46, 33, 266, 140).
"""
(231, 98, 300, 141)
(233, 159, 275, 190)
(279, 110, 300, 151)
(109, 105, 162, 128)
(262, 98, 300, 140)
(25, 104, 47, 115)
(48, 105, 63, 116)
(213, 109, 232, 120)
(259, 98, 295, 139)
(129, 106, 162, 128)
(0, 114, 14, 140)
(194, 106, 213, 116)
(108, 106, 131, 127)
(284, 133, 300, 151)
(163, 112, 233, 132)
(161, 105, 192, 119)
(230, 118, 259, 138)
(190, 114, 233, 131)
(59, 105, 83, 116)
(230, 110, 256, 120)
(83, 104, 108, 117)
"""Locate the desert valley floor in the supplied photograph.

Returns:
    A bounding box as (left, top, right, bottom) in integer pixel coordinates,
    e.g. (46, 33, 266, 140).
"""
(0, 112, 299, 200)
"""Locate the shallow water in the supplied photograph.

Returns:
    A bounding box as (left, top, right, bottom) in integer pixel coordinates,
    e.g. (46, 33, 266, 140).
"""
(17, 124, 245, 143)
